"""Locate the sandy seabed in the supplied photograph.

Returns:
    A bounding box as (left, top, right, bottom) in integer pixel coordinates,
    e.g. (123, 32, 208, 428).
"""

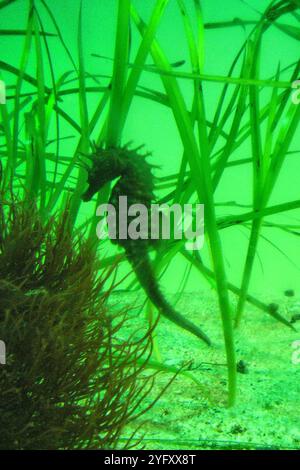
(109, 289, 300, 450)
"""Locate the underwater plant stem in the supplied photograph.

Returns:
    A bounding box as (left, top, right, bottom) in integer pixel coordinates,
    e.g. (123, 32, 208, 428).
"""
(235, 217, 263, 327)
(145, 302, 162, 362)
(7, 3, 33, 188)
(131, 4, 237, 405)
(68, 0, 90, 227)
(234, 30, 264, 327)
(106, 0, 131, 147)
(32, 8, 48, 215)
(197, 124, 237, 405)
(196, 92, 237, 403)
(119, 0, 169, 131)
(180, 1, 237, 405)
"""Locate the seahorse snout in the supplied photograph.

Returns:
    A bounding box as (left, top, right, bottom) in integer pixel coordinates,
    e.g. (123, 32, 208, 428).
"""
(81, 186, 95, 202)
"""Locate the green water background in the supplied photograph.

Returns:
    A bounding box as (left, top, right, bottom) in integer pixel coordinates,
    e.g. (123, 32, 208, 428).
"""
(1, 0, 299, 298)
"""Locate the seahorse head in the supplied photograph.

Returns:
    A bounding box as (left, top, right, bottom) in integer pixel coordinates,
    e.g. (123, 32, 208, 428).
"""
(81, 146, 127, 202)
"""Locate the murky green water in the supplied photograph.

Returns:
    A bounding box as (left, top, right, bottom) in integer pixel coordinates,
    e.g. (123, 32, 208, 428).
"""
(1, 0, 299, 450)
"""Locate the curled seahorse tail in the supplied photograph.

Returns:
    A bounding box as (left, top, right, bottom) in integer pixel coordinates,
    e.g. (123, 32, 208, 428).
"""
(126, 247, 211, 346)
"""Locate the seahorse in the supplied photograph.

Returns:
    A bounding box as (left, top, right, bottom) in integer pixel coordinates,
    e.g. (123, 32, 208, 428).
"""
(81, 144, 211, 346)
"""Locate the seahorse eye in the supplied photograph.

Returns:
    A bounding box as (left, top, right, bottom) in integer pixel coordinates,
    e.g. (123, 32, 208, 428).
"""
(88, 168, 96, 180)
